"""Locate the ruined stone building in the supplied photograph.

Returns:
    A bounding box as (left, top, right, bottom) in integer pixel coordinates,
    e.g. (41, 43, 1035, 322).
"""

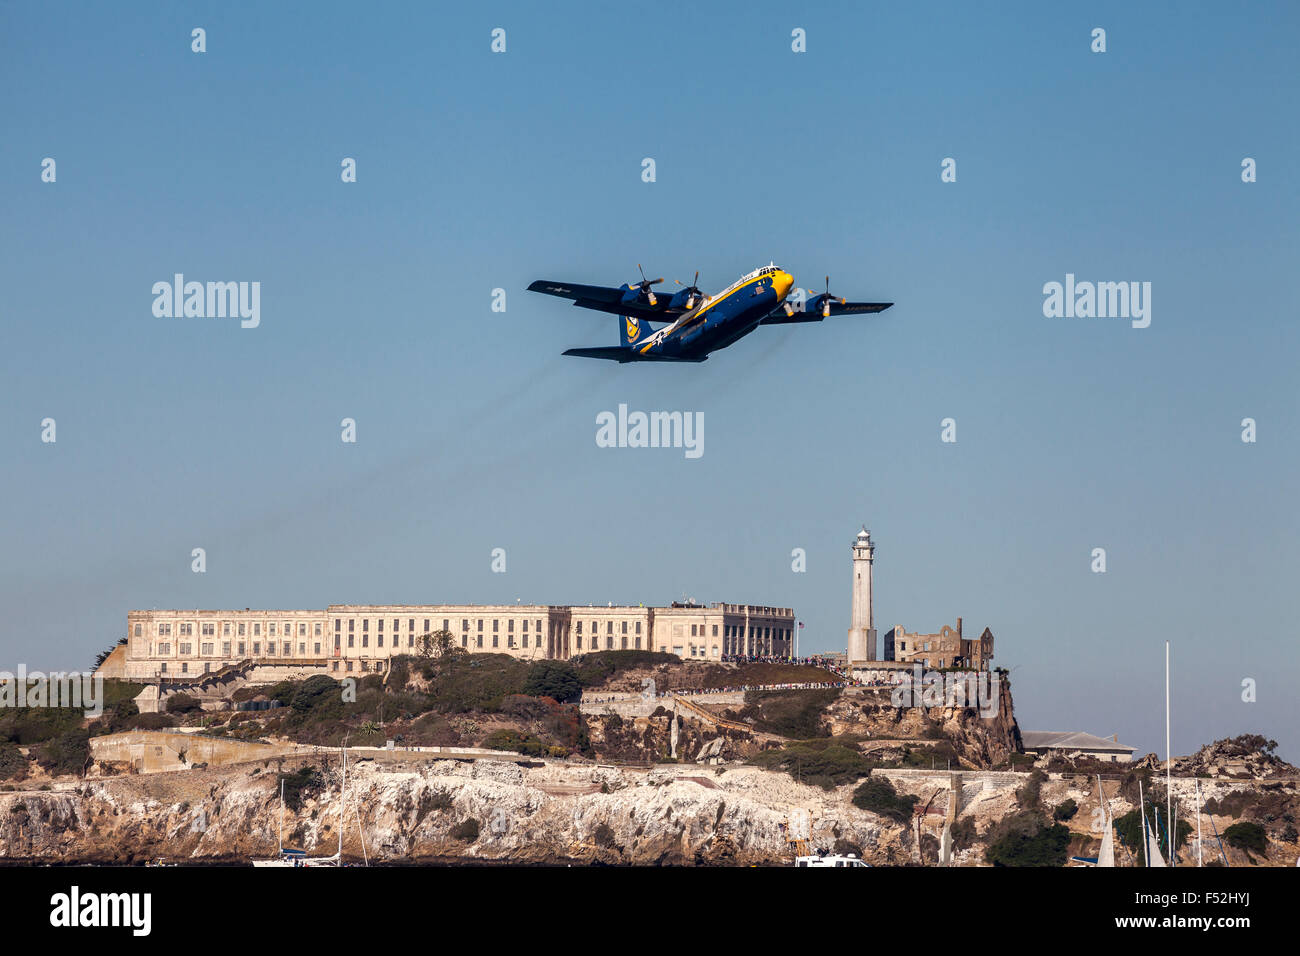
(882, 618, 995, 670)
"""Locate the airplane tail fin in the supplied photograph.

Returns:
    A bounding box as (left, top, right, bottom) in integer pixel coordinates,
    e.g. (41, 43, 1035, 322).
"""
(619, 315, 652, 348)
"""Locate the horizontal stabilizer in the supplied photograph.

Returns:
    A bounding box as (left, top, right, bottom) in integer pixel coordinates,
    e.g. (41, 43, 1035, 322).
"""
(563, 347, 706, 363)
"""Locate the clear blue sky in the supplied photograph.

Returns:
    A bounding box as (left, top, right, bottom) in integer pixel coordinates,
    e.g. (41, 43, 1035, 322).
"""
(3, 2, 1297, 761)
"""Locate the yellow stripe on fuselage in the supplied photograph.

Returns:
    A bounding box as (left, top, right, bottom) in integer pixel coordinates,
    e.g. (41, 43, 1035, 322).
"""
(638, 275, 772, 353)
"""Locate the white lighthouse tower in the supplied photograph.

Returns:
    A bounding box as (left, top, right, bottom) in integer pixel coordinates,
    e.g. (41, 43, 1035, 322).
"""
(847, 527, 876, 665)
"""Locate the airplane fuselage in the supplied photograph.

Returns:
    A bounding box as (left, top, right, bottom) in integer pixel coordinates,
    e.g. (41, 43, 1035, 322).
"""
(633, 265, 794, 360)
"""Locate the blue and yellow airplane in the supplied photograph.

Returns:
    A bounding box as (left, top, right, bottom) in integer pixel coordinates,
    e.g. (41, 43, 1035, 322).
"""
(527, 263, 892, 363)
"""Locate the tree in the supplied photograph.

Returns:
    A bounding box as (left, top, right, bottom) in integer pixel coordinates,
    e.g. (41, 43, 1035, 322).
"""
(417, 629, 457, 660)
(522, 660, 581, 702)
(92, 637, 128, 672)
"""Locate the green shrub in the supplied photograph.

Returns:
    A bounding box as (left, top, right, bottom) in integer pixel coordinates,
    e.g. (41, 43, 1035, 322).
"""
(593, 822, 617, 847)
(523, 661, 581, 702)
(482, 729, 549, 757)
(751, 738, 874, 790)
(0, 742, 28, 781)
(1223, 821, 1267, 855)
(852, 776, 918, 823)
(1053, 798, 1078, 821)
(165, 693, 201, 714)
(984, 812, 1070, 867)
(950, 816, 977, 850)
(278, 766, 324, 811)
(570, 650, 678, 688)
(742, 688, 839, 738)
(32, 730, 90, 777)
(1016, 769, 1047, 809)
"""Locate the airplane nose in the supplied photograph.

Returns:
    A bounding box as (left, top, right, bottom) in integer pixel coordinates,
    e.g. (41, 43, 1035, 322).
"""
(775, 271, 794, 298)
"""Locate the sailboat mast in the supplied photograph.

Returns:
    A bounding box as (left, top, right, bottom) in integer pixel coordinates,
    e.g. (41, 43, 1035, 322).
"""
(1195, 778, 1203, 867)
(1138, 780, 1147, 867)
(1166, 640, 1172, 865)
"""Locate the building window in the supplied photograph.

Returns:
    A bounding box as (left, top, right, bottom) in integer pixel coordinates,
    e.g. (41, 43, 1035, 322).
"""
(635, 622, 641, 634)
(712, 624, 718, 636)
(462, 619, 468, 631)
(476, 635, 483, 648)
(348, 635, 354, 648)
(134, 623, 142, 637)
(576, 636, 583, 649)
(253, 623, 261, 636)
(252, 642, 260, 654)
(237, 642, 245, 655)
(315, 623, 322, 636)
(159, 643, 171, 655)
(493, 620, 499, 633)
(335, 619, 341, 633)
(161, 663, 167, 674)
(269, 623, 276, 636)
(238, 622, 246, 636)
(314, 643, 321, 654)
(201, 642, 213, 655)
(222, 642, 231, 656)
(492, 635, 499, 648)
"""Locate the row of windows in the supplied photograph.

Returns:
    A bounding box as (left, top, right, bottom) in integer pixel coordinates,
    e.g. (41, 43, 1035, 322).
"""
(335, 618, 547, 635)
(573, 620, 643, 635)
(335, 632, 546, 650)
(140, 621, 324, 639)
(156, 641, 324, 658)
(574, 635, 643, 651)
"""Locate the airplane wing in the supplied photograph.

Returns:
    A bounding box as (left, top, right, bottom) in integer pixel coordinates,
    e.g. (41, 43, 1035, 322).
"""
(760, 301, 893, 325)
(528, 280, 682, 322)
(563, 347, 706, 363)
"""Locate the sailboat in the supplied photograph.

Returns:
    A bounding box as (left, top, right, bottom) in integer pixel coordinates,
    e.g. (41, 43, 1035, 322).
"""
(1139, 780, 1166, 867)
(939, 821, 953, 865)
(1096, 775, 1115, 867)
(252, 747, 349, 867)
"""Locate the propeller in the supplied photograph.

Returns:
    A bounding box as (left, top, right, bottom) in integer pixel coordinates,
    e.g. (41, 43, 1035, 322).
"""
(674, 270, 703, 310)
(633, 263, 664, 306)
(812, 275, 845, 318)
